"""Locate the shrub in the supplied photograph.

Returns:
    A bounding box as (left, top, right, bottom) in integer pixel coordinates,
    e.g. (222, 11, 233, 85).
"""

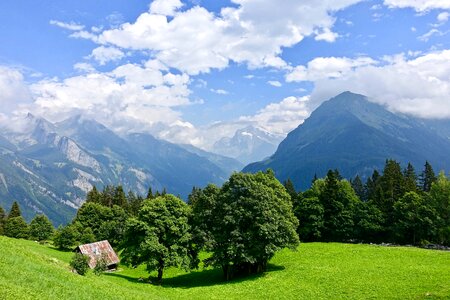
(70, 253, 90, 275)
(93, 254, 108, 276)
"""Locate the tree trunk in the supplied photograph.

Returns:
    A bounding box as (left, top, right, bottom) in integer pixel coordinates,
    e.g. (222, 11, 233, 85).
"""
(157, 260, 164, 284)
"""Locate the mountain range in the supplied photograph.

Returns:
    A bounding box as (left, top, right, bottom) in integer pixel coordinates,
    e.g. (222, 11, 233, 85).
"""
(212, 125, 283, 164)
(0, 114, 241, 224)
(244, 91, 450, 190)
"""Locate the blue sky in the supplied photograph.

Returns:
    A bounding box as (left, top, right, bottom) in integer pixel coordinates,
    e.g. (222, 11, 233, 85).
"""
(0, 0, 449, 148)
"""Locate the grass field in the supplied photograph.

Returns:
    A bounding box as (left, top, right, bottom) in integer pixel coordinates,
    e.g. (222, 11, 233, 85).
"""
(0, 236, 449, 299)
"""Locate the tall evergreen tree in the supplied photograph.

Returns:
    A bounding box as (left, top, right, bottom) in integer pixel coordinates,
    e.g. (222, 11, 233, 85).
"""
(100, 185, 115, 207)
(8, 201, 21, 219)
(113, 185, 127, 207)
(366, 170, 381, 202)
(351, 175, 366, 201)
(320, 170, 356, 241)
(403, 163, 418, 193)
(283, 178, 298, 202)
(4, 216, 29, 239)
(0, 205, 6, 235)
(420, 161, 437, 192)
(86, 186, 101, 203)
(146, 187, 154, 199)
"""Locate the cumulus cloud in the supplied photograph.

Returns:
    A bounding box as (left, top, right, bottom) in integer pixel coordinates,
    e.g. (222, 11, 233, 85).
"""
(286, 56, 376, 82)
(65, 0, 362, 75)
(304, 50, 450, 119)
(149, 0, 184, 16)
(239, 96, 311, 135)
(22, 62, 193, 136)
(89, 46, 125, 65)
(383, 0, 450, 11)
(0, 66, 32, 114)
(437, 11, 450, 23)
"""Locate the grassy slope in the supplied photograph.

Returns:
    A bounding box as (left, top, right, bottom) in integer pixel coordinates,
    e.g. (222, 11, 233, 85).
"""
(0, 236, 449, 299)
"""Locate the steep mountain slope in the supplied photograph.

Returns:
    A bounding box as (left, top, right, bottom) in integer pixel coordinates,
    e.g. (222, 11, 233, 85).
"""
(213, 125, 283, 164)
(244, 92, 450, 190)
(0, 115, 237, 224)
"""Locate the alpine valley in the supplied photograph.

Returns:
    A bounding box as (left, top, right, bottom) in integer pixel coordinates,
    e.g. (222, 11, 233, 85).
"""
(0, 114, 242, 224)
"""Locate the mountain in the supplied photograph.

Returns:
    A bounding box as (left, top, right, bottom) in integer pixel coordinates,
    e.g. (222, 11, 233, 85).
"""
(179, 144, 244, 175)
(244, 91, 450, 190)
(212, 125, 283, 164)
(0, 115, 237, 225)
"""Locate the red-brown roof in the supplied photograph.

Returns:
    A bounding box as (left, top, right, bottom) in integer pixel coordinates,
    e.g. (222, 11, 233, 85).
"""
(76, 240, 120, 269)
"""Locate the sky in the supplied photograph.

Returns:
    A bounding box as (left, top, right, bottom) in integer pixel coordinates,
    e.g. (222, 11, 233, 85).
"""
(0, 0, 449, 149)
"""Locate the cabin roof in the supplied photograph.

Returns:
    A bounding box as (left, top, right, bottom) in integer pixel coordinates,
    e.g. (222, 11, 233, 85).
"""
(76, 240, 120, 269)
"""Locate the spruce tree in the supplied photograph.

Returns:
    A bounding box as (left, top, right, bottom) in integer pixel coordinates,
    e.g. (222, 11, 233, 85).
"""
(351, 175, 366, 201)
(403, 162, 418, 193)
(420, 161, 437, 192)
(113, 185, 127, 207)
(86, 186, 101, 203)
(4, 216, 29, 239)
(283, 178, 298, 202)
(0, 205, 6, 235)
(146, 187, 154, 199)
(8, 201, 21, 219)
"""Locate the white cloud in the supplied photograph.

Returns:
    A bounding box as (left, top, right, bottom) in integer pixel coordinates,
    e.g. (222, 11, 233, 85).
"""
(384, 0, 450, 11)
(0, 66, 32, 114)
(89, 46, 125, 65)
(315, 28, 339, 42)
(306, 50, 450, 119)
(267, 80, 282, 87)
(239, 96, 311, 135)
(286, 56, 376, 82)
(210, 88, 229, 95)
(49, 20, 85, 31)
(149, 0, 184, 16)
(418, 28, 445, 41)
(437, 11, 450, 23)
(74, 62, 95, 73)
(67, 0, 362, 75)
(23, 62, 194, 136)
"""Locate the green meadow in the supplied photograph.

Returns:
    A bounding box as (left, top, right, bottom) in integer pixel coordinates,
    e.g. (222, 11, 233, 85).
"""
(0, 236, 449, 299)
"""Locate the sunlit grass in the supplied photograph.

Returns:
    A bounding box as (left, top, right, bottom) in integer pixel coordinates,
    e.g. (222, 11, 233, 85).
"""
(0, 236, 449, 299)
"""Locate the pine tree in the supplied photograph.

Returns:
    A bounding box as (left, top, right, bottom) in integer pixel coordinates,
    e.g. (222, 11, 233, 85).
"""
(420, 161, 437, 192)
(86, 186, 101, 203)
(283, 178, 298, 202)
(101, 185, 115, 207)
(0, 205, 6, 235)
(403, 162, 418, 193)
(8, 201, 21, 219)
(4, 216, 29, 239)
(113, 185, 127, 207)
(351, 175, 366, 201)
(146, 187, 154, 199)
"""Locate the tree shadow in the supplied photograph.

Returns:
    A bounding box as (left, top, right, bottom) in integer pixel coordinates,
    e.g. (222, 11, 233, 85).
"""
(105, 263, 285, 288)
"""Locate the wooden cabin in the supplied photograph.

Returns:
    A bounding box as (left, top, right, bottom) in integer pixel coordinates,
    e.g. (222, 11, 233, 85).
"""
(75, 240, 120, 270)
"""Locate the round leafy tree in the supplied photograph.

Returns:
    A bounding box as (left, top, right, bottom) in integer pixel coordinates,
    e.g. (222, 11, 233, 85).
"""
(204, 170, 299, 280)
(120, 194, 194, 283)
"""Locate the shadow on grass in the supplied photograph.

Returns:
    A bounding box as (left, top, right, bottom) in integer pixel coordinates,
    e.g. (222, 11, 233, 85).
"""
(105, 264, 285, 289)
